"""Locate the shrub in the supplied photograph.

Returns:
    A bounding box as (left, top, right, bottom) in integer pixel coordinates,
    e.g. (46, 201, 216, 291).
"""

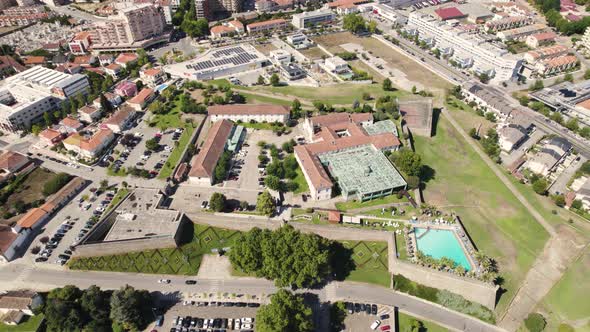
(524, 313, 546, 332)
(436, 290, 495, 324)
(42, 173, 72, 196)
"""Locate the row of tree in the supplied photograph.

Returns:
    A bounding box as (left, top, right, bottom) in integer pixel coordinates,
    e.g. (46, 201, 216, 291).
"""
(42, 285, 152, 332)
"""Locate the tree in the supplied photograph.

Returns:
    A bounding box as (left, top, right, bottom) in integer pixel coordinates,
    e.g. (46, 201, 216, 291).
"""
(585, 69, 590, 80)
(565, 118, 579, 132)
(240, 200, 249, 210)
(43, 173, 72, 196)
(382, 78, 392, 91)
(209, 192, 227, 212)
(291, 99, 302, 119)
(270, 73, 280, 86)
(524, 313, 546, 332)
(257, 75, 265, 85)
(553, 194, 566, 207)
(342, 14, 366, 34)
(532, 178, 548, 195)
(256, 190, 276, 216)
(264, 175, 282, 191)
(368, 20, 378, 33)
(563, 72, 574, 83)
(469, 127, 478, 139)
(390, 148, 423, 177)
(145, 138, 159, 151)
(80, 285, 111, 329)
(313, 101, 325, 112)
(110, 285, 152, 331)
(31, 124, 42, 135)
(256, 290, 313, 332)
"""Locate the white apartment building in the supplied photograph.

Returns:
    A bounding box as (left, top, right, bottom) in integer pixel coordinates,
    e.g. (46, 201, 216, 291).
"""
(291, 9, 335, 29)
(582, 26, 590, 52)
(90, 4, 166, 50)
(324, 56, 349, 74)
(269, 50, 292, 66)
(407, 12, 522, 84)
(0, 66, 89, 132)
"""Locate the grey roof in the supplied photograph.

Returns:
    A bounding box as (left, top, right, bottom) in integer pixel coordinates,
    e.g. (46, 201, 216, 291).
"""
(467, 83, 514, 115)
(500, 124, 527, 144)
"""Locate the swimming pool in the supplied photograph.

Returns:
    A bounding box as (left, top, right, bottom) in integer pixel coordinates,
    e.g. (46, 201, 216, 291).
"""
(414, 228, 471, 271)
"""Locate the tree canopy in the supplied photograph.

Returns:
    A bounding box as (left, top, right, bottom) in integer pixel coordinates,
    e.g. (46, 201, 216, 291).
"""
(343, 14, 366, 34)
(110, 285, 152, 331)
(256, 289, 313, 332)
(256, 190, 276, 216)
(229, 225, 332, 288)
(209, 192, 227, 212)
(389, 148, 423, 177)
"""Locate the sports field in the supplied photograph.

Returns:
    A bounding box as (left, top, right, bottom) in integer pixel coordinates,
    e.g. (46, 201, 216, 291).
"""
(414, 116, 549, 314)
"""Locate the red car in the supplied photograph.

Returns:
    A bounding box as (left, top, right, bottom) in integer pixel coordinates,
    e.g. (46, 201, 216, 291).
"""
(380, 325, 391, 331)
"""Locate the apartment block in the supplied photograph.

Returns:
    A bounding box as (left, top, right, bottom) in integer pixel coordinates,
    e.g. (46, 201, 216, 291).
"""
(291, 9, 335, 29)
(246, 18, 288, 34)
(407, 12, 522, 84)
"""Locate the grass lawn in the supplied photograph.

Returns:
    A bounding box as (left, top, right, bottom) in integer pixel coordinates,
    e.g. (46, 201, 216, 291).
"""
(398, 312, 449, 332)
(395, 233, 408, 260)
(107, 188, 129, 211)
(540, 248, 590, 329)
(445, 96, 496, 135)
(291, 208, 328, 224)
(158, 122, 196, 179)
(292, 167, 309, 194)
(68, 224, 241, 275)
(249, 83, 407, 105)
(335, 194, 409, 211)
(149, 98, 185, 130)
(0, 168, 55, 223)
(339, 240, 390, 287)
(0, 314, 44, 332)
(237, 121, 283, 131)
(106, 165, 127, 177)
(241, 92, 293, 106)
(414, 116, 549, 315)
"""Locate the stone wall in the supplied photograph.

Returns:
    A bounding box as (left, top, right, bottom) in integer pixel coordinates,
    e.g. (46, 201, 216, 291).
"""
(73, 235, 178, 258)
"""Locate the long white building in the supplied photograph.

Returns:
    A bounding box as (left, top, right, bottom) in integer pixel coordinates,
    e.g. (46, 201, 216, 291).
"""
(0, 66, 89, 132)
(407, 12, 522, 84)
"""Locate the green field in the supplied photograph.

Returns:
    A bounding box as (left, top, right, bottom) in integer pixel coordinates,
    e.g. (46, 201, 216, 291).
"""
(414, 116, 549, 314)
(339, 240, 390, 287)
(540, 248, 590, 331)
(292, 167, 309, 194)
(398, 312, 449, 332)
(335, 194, 409, 211)
(242, 92, 293, 106)
(0, 314, 44, 332)
(69, 224, 241, 275)
(158, 122, 196, 179)
(249, 83, 407, 105)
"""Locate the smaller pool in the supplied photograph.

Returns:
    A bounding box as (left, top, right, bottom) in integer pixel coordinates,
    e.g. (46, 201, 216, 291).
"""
(414, 228, 471, 271)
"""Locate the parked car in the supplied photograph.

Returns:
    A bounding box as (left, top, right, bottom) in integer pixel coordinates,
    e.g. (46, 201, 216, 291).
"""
(370, 320, 381, 330)
(185, 280, 197, 285)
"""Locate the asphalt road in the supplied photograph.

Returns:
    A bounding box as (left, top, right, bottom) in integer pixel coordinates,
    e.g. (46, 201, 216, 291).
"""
(0, 263, 504, 332)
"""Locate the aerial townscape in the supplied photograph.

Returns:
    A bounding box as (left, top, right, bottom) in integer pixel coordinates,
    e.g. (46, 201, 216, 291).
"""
(0, 0, 589, 330)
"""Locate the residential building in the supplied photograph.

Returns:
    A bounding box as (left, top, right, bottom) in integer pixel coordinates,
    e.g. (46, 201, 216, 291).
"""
(127, 88, 155, 111)
(89, 4, 167, 51)
(525, 31, 556, 48)
(295, 115, 403, 201)
(324, 56, 349, 74)
(72, 55, 96, 67)
(114, 80, 138, 97)
(255, 0, 298, 12)
(210, 20, 244, 39)
(0, 12, 52, 27)
(246, 18, 288, 34)
(63, 128, 115, 159)
(526, 137, 572, 176)
(114, 53, 138, 68)
(22, 56, 45, 67)
(208, 104, 290, 123)
(269, 50, 291, 66)
(524, 45, 570, 64)
(484, 16, 533, 32)
(0, 291, 42, 316)
(139, 67, 166, 87)
(78, 105, 102, 123)
(68, 31, 92, 55)
(0, 56, 25, 79)
(101, 106, 135, 133)
(336, 4, 359, 15)
(496, 23, 546, 42)
(98, 54, 115, 66)
(279, 63, 305, 80)
(534, 55, 578, 76)
(498, 123, 528, 152)
(462, 82, 516, 121)
(286, 33, 312, 49)
(188, 119, 235, 185)
(105, 63, 123, 78)
(291, 9, 335, 29)
(303, 112, 373, 141)
(39, 128, 64, 146)
(407, 12, 522, 84)
(487, 2, 532, 17)
(59, 117, 84, 133)
(530, 80, 590, 126)
(0, 151, 31, 185)
(93, 92, 122, 109)
(0, 66, 89, 132)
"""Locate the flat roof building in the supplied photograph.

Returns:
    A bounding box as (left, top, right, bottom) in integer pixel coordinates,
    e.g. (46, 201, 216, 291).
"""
(291, 9, 335, 29)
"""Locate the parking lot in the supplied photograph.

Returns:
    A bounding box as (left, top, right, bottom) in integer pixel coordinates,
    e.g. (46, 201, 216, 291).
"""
(25, 184, 116, 267)
(106, 116, 184, 178)
(343, 303, 396, 332)
(151, 301, 260, 332)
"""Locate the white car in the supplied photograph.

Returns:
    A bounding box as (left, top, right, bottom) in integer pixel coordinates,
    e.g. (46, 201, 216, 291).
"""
(241, 323, 253, 329)
(370, 319, 381, 330)
(242, 317, 253, 323)
(157, 279, 171, 284)
(95, 207, 105, 213)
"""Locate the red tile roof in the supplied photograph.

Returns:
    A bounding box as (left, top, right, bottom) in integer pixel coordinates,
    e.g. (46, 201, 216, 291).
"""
(128, 88, 154, 105)
(309, 112, 372, 128)
(16, 208, 47, 229)
(530, 31, 557, 41)
(60, 117, 83, 129)
(0, 151, 28, 172)
(434, 7, 465, 20)
(0, 225, 17, 255)
(23, 56, 45, 65)
(39, 128, 62, 141)
(115, 53, 138, 64)
(104, 106, 134, 126)
(247, 18, 287, 29)
(208, 104, 289, 116)
(189, 120, 234, 179)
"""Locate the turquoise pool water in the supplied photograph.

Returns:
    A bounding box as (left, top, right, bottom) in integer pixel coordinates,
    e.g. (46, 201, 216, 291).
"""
(414, 228, 471, 271)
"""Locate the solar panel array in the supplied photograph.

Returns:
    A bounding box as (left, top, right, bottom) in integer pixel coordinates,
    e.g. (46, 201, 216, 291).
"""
(185, 46, 261, 72)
